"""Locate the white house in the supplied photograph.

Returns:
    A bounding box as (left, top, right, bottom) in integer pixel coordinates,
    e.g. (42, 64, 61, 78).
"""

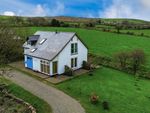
(23, 31, 88, 76)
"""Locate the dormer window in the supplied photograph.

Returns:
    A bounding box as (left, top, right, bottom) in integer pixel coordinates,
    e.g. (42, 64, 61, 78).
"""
(30, 48, 37, 53)
(27, 35, 39, 46)
(71, 43, 78, 55)
(39, 39, 47, 45)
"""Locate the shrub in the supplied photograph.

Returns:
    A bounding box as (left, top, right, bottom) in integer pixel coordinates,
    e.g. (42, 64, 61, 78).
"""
(64, 65, 74, 76)
(90, 93, 99, 104)
(141, 33, 144, 36)
(102, 101, 109, 110)
(129, 49, 145, 74)
(82, 61, 91, 70)
(114, 51, 129, 69)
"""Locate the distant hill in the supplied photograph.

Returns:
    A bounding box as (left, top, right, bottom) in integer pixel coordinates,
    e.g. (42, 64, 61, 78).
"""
(0, 15, 149, 31)
(49, 16, 150, 24)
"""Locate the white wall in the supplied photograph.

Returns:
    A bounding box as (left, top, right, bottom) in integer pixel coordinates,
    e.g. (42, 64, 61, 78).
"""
(77, 36, 88, 68)
(24, 55, 27, 67)
(54, 35, 88, 75)
(33, 57, 41, 72)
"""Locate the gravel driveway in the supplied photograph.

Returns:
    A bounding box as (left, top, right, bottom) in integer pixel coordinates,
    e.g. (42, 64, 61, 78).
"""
(5, 70, 85, 113)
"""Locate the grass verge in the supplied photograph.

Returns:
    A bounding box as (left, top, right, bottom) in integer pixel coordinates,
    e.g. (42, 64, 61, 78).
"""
(0, 77, 52, 113)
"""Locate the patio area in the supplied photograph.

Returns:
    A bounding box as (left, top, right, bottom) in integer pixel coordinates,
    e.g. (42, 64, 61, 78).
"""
(9, 61, 89, 84)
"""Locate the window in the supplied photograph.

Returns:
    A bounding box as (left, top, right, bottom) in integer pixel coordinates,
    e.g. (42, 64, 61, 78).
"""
(39, 39, 47, 45)
(40, 60, 50, 74)
(30, 48, 37, 53)
(71, 43, 78, 55)
(71, 57, 77, 68)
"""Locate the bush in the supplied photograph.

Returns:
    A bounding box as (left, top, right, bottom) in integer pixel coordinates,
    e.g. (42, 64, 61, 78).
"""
(64, 65, 74, 76)
(0, 27, 23, 64)
(140, 33, 144, 36)
(90, 93, 99, 104)
(102, 101, 109, 110)
(82, 61, 91, 70)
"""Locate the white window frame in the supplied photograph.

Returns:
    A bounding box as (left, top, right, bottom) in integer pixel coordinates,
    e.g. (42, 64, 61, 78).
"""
(71, 43, 78, 55)
(71, 57, 77, 68)
(40, 60, 50, 74)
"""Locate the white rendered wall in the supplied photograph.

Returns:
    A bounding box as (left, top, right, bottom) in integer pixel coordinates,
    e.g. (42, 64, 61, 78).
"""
(24, 55, 27, 67)
(54, 35, 88, 75)
(33, 57, 41, 72)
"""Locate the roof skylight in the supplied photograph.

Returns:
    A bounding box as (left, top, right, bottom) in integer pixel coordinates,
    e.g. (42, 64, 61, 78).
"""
(30, 48, 37, 53)
(39, 39, 47, 44)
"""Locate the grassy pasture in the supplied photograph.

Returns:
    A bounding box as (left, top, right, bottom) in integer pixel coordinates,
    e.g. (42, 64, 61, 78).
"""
(57, 67, 150, 113)
(17, 27, 150, 68)
(14, 26, 150, 113)
(121, 29, 150, 37)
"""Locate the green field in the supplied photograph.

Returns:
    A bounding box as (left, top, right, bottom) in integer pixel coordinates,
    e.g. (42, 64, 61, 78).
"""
(101, 18, 149, 24)
(0, 77, 52, 113)
(121, 29, 150, 36)
(57, 67, 150, 113)
(16, 26, 150, 113)
(18, 27, 150, 68)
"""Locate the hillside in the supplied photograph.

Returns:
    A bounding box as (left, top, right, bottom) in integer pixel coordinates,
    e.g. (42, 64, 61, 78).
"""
(0, 15, 149, 26)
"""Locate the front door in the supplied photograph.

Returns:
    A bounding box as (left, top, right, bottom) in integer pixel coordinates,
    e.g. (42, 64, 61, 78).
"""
(27, 56, 33, 69)
(53, 61, 58, 75)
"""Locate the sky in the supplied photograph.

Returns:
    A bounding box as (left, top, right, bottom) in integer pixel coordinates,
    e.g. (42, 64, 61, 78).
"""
(0, 0, 150, 21)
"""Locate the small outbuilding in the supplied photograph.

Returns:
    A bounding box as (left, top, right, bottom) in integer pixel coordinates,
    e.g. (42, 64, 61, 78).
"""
(23, 31, 88, 76)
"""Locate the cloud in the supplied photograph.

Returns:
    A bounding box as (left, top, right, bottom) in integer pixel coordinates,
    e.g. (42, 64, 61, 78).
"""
(140, 0, 150, 9)
(0, 0, 149, 21)
(0, 0, 65, 17)
(46, 1, 65, 16)
(3, 11, 16, 16)
(99, 0, 150, 21)
(33, 4, 47, 16)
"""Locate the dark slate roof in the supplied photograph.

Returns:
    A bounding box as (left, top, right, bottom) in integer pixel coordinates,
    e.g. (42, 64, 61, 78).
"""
(23, 31, 76, 60)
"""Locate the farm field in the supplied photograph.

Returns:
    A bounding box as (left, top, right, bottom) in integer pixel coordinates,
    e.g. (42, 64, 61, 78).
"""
(18, 27, 150, 68)
(0, 77, 52, 113)
(121, 29, 150, 36)
(57, 67, 150, 113)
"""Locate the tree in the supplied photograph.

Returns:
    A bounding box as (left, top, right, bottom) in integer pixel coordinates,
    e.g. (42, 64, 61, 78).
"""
(85, 22, 95, 27)
(115, 24, 122, 33)
(97, 19, 102, 24)
(115, 51, 129, 69)
(130, 50, 145, 74)
(0, 26, 23, 64)
(51, 19, 60, 27)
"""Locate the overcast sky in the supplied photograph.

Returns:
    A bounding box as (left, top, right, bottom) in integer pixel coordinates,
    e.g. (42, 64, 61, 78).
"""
(0, 0, 150, 21)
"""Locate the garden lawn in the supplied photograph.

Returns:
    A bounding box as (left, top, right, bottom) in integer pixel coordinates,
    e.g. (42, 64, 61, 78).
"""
(0, 77, 52, 113)
(57, 67, 150, 113)
(17, 27, 150, 68)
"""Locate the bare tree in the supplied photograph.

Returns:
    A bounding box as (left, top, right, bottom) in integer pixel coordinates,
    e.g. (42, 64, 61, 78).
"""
(115, 51, 129, 69)
(130, 49, 145, 74)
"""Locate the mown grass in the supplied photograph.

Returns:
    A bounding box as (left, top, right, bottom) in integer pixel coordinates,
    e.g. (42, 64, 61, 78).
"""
(17, 27, 150, 67)
(0, 77, 52, 113)
(57, 67, 150, 113)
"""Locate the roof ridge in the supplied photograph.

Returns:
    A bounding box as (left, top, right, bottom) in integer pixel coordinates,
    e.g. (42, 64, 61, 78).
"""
(35, 31, 76, 34)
